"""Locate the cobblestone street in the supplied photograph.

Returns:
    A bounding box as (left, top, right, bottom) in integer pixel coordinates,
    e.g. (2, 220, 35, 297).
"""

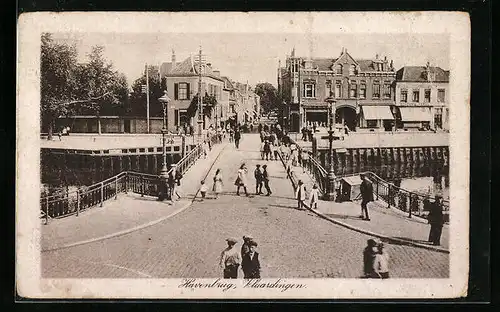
(42, 134, 449, 279)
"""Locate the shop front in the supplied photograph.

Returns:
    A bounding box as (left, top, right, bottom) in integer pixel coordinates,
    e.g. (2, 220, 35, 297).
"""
(398, 106, 433, 130)
(358, 106, 395, 132)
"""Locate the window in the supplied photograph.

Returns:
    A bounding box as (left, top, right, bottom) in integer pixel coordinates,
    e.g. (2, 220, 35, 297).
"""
(359, 81, 366, 99)
(383, 81, 392, 99)
(367, 120, 378, 128)
(400, 89, 408, 102)
(335, 64, 343, 75)
(334, 80, 342, 98)
(326, 80, 332, 97)
(434, 108, 443, 129)
(424, 89, 431, 103)
(372, 81, 380, 99)
(412, 90, 420, 102)
(174, 82, 190, 100)
(438, 89, 445, 102)
(303, 83, 316, 98)
(349, 65, 356, 76)
(349, 81, 357, 98)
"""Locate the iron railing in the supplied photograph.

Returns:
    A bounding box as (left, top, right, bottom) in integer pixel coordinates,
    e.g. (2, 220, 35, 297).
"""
(40, 133, 222, 223)
(288, 138, 449, 220)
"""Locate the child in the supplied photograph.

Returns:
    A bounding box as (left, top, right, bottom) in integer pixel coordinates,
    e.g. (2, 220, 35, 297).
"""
(200, 180, 208, 200)
(309, 184, 320, 209)
(202, 140, 209, 159)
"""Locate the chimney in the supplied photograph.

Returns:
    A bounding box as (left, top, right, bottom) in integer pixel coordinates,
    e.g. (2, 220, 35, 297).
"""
(171, 49, 176, 70)
(384, 56, 387, 61)
(213, 70, 220, 77)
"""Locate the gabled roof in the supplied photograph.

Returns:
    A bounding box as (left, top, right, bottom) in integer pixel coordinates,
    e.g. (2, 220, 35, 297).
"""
(396, 66, 450, 82)
(221, 76, 234, 90)
(166, 55, 224, 81)
(311, 58, 338, 71)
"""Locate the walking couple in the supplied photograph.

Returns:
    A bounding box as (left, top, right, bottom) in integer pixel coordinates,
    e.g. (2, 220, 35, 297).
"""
(219, 235, 261, 279)
(254, 164, 272, 196)
(363, 239, 390, 279)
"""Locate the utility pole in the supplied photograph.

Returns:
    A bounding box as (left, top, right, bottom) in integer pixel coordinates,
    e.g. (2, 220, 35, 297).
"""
(197, 46, 203, 139)
(145, 63, 150, 133)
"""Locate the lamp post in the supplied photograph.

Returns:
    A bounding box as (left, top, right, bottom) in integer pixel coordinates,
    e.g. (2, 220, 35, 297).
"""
(158, 90, 171, 180)
(324, 95, 337, 201)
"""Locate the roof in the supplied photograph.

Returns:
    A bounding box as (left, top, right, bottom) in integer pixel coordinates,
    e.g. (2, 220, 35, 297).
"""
(303, 56, 392, 72)
(221, 76, 234, 90)
(396, 66, 450, 82)
(166, 56, 223, 81)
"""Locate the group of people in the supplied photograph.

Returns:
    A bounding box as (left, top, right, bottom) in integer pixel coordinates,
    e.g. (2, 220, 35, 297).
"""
(219, 235, 261, 279)
(363, 238, 390, 279)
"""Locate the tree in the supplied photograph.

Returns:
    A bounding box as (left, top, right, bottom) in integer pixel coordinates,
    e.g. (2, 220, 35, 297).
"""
(40, 36, 129, 137)
(129, 66, 166, 117)
(254, 82, 279, 114)
(40, 33, 79, 139)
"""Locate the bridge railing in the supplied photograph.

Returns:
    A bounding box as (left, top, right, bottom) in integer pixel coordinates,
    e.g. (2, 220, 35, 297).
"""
(40, 133, 222, 223)
(286, 138, 449, 220)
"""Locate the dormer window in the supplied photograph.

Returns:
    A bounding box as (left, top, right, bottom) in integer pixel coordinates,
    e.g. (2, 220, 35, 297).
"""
(349, 64, 356, 76)
(335, 64, 343, 75)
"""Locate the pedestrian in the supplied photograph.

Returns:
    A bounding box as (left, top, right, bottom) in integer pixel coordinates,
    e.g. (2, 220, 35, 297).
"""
(260, 140, 265, 160)
(262, 164, 272, 196)
(212, 168, 223, 199)
(301, 149, 310, 173)
(427, 195, 445, 246)
(241, 240, 261, 279)
(167, 170, 176, 200)
(273, 142, 280, 161)
(309, 183, 320, 209)
(295, 180, 307, 209)
(363, 239, 378, 278)
(202, 140, 209, 158)
(173, 169, 183, 200)
(373, 242, 390, 279)
(199, 180, 208, 200)
(254, 164, 263, 195)
(360, 173, 374, 221)
(219, 238, 241, 279)
(241, 235, 253, 258)
(263, 140, 271, 161)
(235, 163, 249, 196)
(234, 129, 241, 149)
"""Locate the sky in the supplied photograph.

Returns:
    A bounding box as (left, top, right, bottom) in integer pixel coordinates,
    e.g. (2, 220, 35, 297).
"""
(51, 32, 450, 89)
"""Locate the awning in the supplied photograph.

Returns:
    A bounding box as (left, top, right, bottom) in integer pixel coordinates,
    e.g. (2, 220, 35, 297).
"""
(362, 106, 394, 120)
(399, 107, 432, 122)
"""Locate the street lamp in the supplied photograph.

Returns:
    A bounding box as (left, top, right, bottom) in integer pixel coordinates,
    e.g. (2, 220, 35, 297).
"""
(324, 94, 337, 201)
(158, 90, 171, 180)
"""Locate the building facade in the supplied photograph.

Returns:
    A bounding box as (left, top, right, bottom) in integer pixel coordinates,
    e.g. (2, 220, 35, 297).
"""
(160, 51, 225, 132)
(278, 48, 397, 132)
(395, 64, 450, 131)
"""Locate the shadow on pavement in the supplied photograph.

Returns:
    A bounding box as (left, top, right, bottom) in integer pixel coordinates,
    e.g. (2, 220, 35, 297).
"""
(268, 204, 302, 211)
(325, 213, 365, 221)
(390, 236, 433, 246)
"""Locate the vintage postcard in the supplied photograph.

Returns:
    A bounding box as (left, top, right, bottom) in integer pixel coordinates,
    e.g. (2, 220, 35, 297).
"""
(16, 12, 470, 299)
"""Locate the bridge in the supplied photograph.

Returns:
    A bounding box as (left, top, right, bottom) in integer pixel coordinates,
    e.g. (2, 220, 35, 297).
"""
(41, 133, 449, 278)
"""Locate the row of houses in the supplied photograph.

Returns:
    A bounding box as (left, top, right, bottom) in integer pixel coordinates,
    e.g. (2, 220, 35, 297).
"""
(57, 50, 261, 134)
(159, 50, 261, 132)
(278, 48, 450, 132)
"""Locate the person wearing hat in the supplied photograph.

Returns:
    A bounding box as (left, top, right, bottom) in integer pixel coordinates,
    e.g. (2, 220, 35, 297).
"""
(363, 239, 378, 278)
(295, 180, 307, 210)
(219, 238, 241, 279)
(360, 173, 374, 221)
(241, 235, 253, 258)
(373, 242, 390, 279)
(254, 165, 263, 195)
(427, 195, 445, 246)
(241, 240, 261, 279)
(263, 139, 271, 161)
(262, 164, 272, 196)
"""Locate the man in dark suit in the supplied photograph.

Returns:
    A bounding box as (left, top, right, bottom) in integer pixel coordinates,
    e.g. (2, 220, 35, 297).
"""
(360, 174, 374, 221)
(241, 241, 261, 279)
(262, 165, 272, 196)
(427, 195, 445, 245)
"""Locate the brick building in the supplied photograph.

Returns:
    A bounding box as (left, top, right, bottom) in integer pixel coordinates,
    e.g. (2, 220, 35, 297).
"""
(395, 63, 450, 131)
(278, 48, 397, 132)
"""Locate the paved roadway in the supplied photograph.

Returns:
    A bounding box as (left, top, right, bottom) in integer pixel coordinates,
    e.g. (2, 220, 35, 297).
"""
(42, 134, 449, 278)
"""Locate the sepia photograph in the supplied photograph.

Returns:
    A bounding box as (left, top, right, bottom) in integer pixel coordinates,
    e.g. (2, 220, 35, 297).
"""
(16, 12, 470, 299)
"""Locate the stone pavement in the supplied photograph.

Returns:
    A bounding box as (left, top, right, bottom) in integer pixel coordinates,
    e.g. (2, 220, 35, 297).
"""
(286, 161, 449, 251)
(42, 133, 448, 279)
(41, 139, 228, 251)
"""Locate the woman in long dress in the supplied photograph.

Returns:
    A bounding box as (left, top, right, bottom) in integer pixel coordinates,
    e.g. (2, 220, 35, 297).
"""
(213, 168, 224, 199)
(235, 163, 249, 196)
